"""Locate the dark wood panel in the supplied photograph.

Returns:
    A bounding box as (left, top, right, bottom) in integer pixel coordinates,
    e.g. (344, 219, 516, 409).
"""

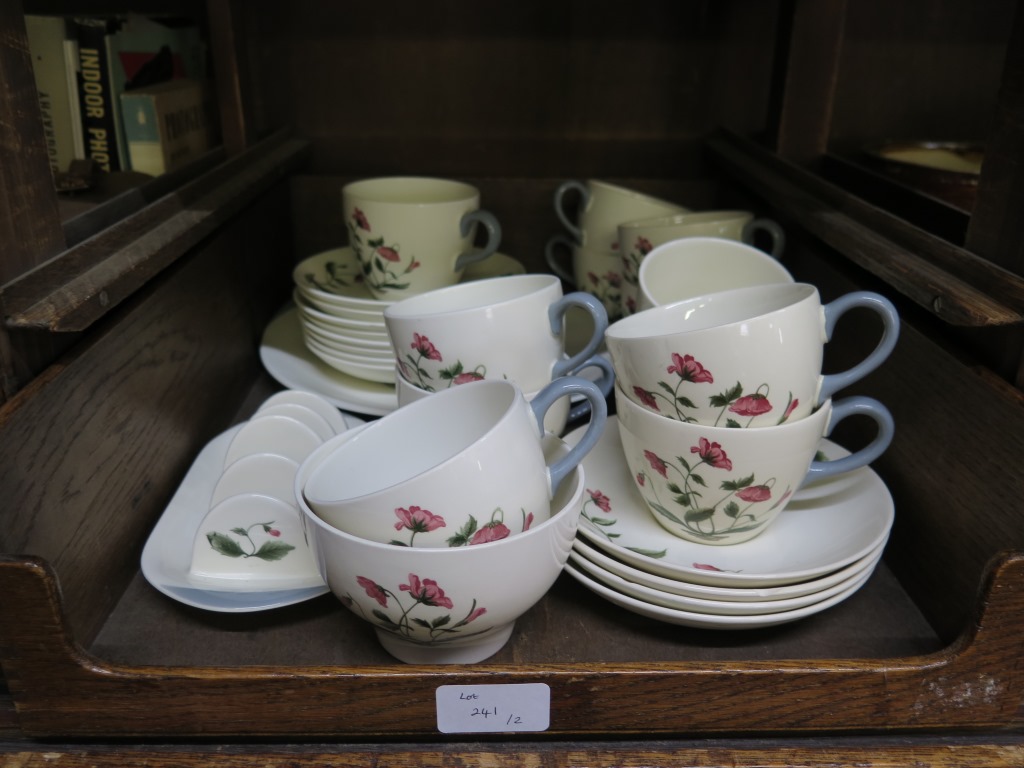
(0, 182, 294, 645)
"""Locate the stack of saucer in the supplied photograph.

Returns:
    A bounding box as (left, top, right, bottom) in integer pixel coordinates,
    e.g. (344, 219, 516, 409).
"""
(292, 247, 396, 384)
(561, 418, 894, 629)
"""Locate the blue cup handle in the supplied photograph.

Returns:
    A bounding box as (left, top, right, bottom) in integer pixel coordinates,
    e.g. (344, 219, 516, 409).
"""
(566, 354, 615, 422)
(817, 291, 901, 403)
(544, 233, 577, 285)
(529, 376, 608, 495)
(549, 292, 609, 378)
(553, 180, 588, 242)
(741, 217, 786, 258)
(454, 210, 502, 271)
(803, 396, 895, 484)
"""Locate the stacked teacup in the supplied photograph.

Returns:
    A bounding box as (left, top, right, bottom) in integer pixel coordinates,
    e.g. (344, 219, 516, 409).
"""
(295, 377, 607, 664)
(383, 273, 615, 436)
(617, 211, 786, 315)
(604, 282, 900, 547)
(546, 179, 688, 322)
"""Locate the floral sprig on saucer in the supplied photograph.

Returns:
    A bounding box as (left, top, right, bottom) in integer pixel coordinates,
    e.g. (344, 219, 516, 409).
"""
(344, 573, 489, 645)
(205, 522, 295, 561)
(399, 333, 486, 392)
(301, 258, 363, 294)
(636, 439, 792, 542)
(580, 488, 667, 558)
(347, 208, 420, 293)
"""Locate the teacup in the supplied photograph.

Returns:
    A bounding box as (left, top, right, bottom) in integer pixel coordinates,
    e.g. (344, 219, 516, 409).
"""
(296, 433, 585, 664)
(342, 177, 502, 301)
(618, 211, 786, 316)
(394, 354, 615, 435)
(637, 237, 794, 310)
(384, 274, 608, 395)
(605, 283, 900, 427)
(554, 179, 688, 252)
(302, 377, 606, 548)
(615, 384, 895, 545)
(544, 234, 625, 321)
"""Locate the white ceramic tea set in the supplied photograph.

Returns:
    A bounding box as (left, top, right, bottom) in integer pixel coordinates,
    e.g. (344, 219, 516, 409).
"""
(143, 174, 903, 663)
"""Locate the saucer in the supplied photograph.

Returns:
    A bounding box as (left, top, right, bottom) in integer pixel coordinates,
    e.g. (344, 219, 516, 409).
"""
(564, 417, 894, 588)
(568, 539, 884, 616)
(141, 412, 364, 612)
(571, 535, 888, 602)
(260, 306, 398, 417)
(564, 559, 875, 630)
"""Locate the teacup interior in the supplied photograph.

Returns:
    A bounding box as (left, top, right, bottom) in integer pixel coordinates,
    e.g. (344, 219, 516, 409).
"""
(612, 283, 816, 338)
(385, 274, 556, 316)
(304, 381, 521, 503)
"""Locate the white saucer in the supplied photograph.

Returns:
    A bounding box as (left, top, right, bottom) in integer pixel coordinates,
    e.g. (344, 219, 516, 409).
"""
(571, 535, 887, 603)
(564, 559, 875, 630)
(568, 540, 884, 616)
(141, 412, 363, 612)
(260, 306, 398, 417)
(564, 417, 894, 588)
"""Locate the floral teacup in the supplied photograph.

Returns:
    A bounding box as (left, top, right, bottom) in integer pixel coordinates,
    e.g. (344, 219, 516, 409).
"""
(615, 385, 894, 545)
(605, 283, 900, 428)
(297, 432, 586, 664)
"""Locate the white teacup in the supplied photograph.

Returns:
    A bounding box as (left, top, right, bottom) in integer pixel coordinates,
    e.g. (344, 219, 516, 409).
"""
(296, 432, 586, 664)
(605, 283, 900, 428)
(618, 211, 786, 316)
(544, 234, 625, 322)
(615, 384, 894, 545)
(637, 237, 794, 310)
(554, 179, 688, 252)
(342, 177, 502, 301)
(384, 274, 608, 395)
(302, 377, 606, 548)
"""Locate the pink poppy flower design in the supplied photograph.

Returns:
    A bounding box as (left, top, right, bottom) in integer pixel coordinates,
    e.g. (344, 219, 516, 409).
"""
(729, 393, 773, 417)
(357, 576, 388, 607)
(406, 259, 421, 272)
(400, 573, 454, 609)
(523, 512, 534, 530)
(470, 521, 510, 545)
(605, 271, 622, 288)
(394, 506, 446, 533)
(268, 528, 281, 537)
(691, 437, 732, 470)
(453, 371, 485, 385)
(633, 386, 660, 411)
(352, 208, 370, 231)
(636, 236, 653, 255)
(736, 485, 772, 503)
(644, 449, 669, 478)
(465, 606, 487, 623)
(377, 245, 401, 262)
(693, 563, 724, 572)
(782, 398, 799, 422)
(636, 472, 646, 487)
(587, 489, 611, 513)
(667, 353, 714, 383)
(411, 333, 442, 361)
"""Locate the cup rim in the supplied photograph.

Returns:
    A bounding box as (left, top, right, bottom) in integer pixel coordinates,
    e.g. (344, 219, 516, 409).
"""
(619, 209, 752, 232)
(607, 282, 817, 341)
(383, 273, 560, 320)
(342, 176, 479, 205)
(614, 382, 831, 436)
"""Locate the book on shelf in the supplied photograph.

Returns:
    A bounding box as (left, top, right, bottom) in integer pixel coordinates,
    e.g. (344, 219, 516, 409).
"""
(73, 16, 120, 172)
(120, 78, 213, 177)
(25, 15, 84, 182)
(104, 14, 207, 171)
(72, 14, 207, 174)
